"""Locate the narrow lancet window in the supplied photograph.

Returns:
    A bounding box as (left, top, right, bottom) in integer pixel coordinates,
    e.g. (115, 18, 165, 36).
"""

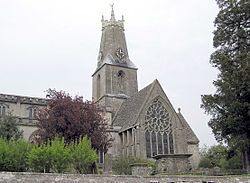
(151, 131, 157, 156)
(163, 132, 168, 154)
(29, 109, 32, 118)
(145, 131, 151, 158)
(2, 106, 6, 116)
(169, 132, 174, 154)
(157, 132, 163, 154)
(97, 74, 101, 99)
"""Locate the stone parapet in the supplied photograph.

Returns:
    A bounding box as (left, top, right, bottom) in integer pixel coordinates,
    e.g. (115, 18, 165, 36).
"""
(0, 93, 47, 105)
(0, 172, 249, 183)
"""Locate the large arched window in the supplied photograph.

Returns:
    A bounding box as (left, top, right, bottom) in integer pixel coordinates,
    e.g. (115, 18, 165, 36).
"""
(144, 98, 174, 157)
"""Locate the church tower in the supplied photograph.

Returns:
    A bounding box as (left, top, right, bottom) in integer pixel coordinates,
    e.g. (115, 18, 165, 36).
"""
(92, 6, 138, 115)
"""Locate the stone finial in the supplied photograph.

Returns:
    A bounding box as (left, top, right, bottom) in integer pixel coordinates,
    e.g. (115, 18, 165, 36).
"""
(110, 3, 115, 21)
(178, 108, 181, 113)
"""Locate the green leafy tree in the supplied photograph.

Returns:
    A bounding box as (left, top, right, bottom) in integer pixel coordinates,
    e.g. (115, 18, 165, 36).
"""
(199, 144, 242, 169)
(201, 0, 250, 173)
(0, 113, 23, 140)
(71, 136, 98, 174)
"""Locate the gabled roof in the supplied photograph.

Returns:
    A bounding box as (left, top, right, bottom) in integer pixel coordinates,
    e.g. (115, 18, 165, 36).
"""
(112, 81, 154, 130)
(177, 112, 199, 144)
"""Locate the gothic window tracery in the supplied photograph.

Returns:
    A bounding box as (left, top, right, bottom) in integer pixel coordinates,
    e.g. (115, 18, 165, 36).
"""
(144, 98, 174, 157)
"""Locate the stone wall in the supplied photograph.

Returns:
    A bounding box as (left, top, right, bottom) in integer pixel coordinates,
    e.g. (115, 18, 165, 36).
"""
(0, 172, 249, 183)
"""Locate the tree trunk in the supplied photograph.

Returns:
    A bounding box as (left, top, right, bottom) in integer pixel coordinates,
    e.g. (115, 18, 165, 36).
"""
(242, 149, 250, 174)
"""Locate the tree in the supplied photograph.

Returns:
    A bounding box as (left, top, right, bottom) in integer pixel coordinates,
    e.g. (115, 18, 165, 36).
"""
(36, 89, 112, 151)
(201, 0, 250, 172)
(199, 144, 242, 169)
(0, 113, 23, 140)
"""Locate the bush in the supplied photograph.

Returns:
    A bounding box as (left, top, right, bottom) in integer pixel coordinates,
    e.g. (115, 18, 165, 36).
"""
(112, 156, 149, 175)
(1, 135, 98, 173)
(50, 136, 72, 173)
(147, 162, 156, 175)
(0, 137, 32, 172)
(28, 141, 52, 173)
(71, 136, 98, 174)
(28, 136, 72, 173)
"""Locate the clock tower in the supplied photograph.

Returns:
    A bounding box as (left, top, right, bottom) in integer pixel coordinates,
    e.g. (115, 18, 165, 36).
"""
(92, 6, 138, 115)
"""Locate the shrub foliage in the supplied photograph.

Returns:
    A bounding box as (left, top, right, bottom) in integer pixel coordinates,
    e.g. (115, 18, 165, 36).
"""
(0, 135, 97, 173)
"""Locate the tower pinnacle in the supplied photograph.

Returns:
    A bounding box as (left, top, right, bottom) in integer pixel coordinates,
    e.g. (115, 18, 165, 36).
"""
(110, 3, 115, 21)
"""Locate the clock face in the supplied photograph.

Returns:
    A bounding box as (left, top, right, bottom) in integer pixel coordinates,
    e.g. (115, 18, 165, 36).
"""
(116, 47, 125, 59)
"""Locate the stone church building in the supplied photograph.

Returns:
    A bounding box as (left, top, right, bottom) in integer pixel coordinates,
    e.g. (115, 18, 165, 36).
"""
(0, 8, 200, 172)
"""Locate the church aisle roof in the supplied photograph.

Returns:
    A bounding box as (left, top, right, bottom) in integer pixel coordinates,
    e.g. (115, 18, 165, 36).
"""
(112, 82, 154, 130)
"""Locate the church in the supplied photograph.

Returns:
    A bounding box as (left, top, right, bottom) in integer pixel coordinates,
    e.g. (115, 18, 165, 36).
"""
(0, 7, 200, 172)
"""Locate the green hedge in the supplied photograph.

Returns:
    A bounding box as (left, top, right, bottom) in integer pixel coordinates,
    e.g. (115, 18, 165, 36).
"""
(0, 136, 97, 173)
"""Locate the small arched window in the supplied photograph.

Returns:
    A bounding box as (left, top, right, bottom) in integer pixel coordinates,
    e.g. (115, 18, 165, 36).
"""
(2, 106, 6, 116)
(97, 74, 101, 99)
(29, 109, 33, 118)
(117, 70, 125, 93)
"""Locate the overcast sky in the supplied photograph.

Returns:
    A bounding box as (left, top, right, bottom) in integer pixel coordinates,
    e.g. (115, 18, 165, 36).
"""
(0, 0, 219, 147)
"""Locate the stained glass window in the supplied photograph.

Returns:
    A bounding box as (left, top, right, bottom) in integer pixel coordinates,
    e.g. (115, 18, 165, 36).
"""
(144, 99, 170, 133)
(144, 99, 175, 157)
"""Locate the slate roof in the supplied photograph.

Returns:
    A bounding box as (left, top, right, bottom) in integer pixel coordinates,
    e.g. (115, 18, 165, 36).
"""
(112, 81, 154, 131)
(177, 112, 199, 144)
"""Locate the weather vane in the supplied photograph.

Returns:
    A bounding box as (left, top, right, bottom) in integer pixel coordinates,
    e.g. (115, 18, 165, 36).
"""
(110, 3, 114, 9)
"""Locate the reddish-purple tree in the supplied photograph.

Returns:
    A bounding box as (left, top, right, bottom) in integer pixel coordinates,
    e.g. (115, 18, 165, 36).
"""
(36, 89, 112, 150)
